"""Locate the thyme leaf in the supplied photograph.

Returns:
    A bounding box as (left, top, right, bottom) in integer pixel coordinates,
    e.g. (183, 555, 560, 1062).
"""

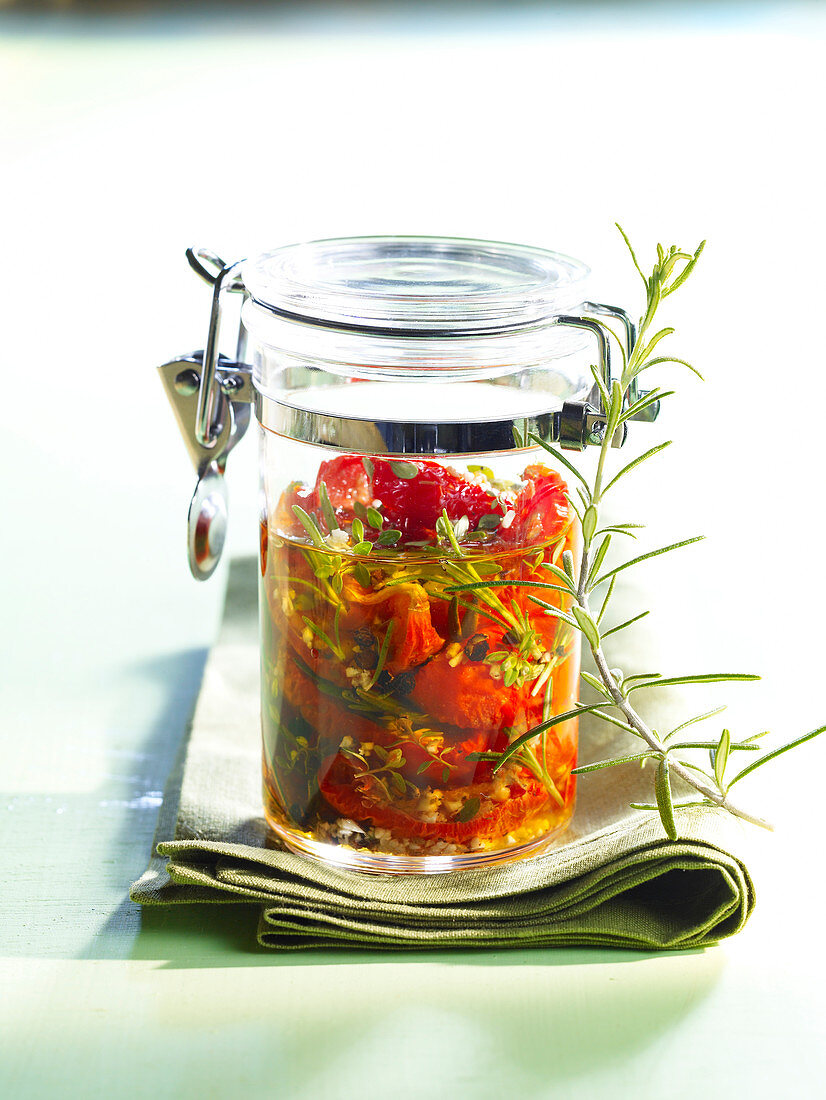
(390, 460, 418, 479)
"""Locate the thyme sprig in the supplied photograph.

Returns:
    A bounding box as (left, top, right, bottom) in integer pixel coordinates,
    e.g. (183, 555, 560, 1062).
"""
(451, 226, 826, 839)
(341, 742, 420, 802)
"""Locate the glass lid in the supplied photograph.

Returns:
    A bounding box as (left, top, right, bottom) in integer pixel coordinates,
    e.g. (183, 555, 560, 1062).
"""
(242, 236, 590, 332)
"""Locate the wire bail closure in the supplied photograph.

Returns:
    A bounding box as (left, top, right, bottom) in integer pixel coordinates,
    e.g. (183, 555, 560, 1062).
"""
(156, 248, 252, 580)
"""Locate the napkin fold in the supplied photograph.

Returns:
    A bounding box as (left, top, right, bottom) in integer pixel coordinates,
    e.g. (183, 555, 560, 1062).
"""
(131, 558, 755, 951)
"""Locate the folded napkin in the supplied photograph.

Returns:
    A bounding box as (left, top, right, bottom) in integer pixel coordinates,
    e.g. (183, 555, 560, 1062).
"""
(131, 557, 755, 951)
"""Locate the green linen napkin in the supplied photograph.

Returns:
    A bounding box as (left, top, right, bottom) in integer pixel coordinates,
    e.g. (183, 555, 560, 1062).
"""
(131, 557, 755, 951)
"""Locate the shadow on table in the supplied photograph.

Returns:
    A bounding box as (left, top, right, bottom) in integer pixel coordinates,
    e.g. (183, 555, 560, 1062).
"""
(77, 647, 209, 960)
(128, 904, 724, 1093)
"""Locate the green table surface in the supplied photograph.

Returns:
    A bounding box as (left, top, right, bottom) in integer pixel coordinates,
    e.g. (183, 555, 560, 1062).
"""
(3, 6, 826, 1097)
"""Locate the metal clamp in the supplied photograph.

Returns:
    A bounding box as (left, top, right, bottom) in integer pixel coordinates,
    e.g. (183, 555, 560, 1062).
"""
(157, 353, 253, 475)
(185, 247, 249, 448)
(553, 312, 625, 451)
(157, 248, 253, 580)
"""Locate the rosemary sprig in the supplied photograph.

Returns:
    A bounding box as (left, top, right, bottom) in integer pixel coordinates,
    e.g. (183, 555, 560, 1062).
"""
(456, 227, 825, 839)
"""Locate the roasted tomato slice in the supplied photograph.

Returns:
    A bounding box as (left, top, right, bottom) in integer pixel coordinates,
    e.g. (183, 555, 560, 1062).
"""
(504, 463, 571, 546)
(314, 455, 373, 518)
(319, 752, 548, 841)
(339, 579, 445, 673)
(409, 653, 546, 732)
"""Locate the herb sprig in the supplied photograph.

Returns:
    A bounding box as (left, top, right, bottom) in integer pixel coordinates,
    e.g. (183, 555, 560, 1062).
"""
(449, 226, 826, 839)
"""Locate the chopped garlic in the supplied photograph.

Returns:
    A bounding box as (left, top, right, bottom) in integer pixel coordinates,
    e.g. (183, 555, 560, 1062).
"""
(328, 528, 350, 548)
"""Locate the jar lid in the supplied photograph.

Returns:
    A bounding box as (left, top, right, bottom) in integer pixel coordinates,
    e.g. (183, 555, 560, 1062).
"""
(242, 235, 589, 334)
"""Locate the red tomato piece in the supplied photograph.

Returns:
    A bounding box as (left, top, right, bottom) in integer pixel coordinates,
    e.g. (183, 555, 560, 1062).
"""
(274, 479, 316, 533)
(371, 458, 503, 540)
(335, 578, 445, 672)
(409, 637, 543, 731)
(315, 455, 373, 514)
(381, 587, 445, 673)
(504, 463, 571, 545)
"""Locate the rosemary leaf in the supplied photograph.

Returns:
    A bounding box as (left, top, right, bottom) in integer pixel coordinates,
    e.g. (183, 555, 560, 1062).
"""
(366, 620, 396, 690)
(594, 535, 705, 586)
(601, 609, 650, 639)
(573, 751, 657, 774)
(446, 577, 565, 596)
(727, 724, 826, 789)
(333, 603, 342, 652)
(664, 708, 725, 743)
(713, 728, 731, 789)
(589, 361, 612, 405)
(662, 239, 705, 296)
(527, 434, 592, 495)
(626, 673, 760, 695)
(539, 560, 578, 592)
(668, 740, 759, 752)
(521, 583, 574, 598)
(572, 605, 600, 649)
(635, 326, 675, 365)
(317, 480, 339, 532)
(596, 573, 616, 625)
(565, 493, 584, 525)
(601, 441, 672, 497)
(580, 670, 613, 698)
(586, 708, 636, 734)
(489, 703, 607, 774)
(655, 757, 678, 840)
(615, 222, 647, 285)
(586, 534, 612, 590)
(439, 509, 465, 556)
(622, 389, 675, 422)
(292, 505, 327, 549)
(301, 616, 341, 659)
(630, 799, 713, 812)
(562, 550, 575, 581)
(582, 505, 598, 546)
(524, 597, 579, 630)
(640, 355, 704, 381)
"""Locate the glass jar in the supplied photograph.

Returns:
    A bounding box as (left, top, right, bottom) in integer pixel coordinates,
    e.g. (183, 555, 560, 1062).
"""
(159, 235, 635, 874)
(245, 236, 599, 873)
